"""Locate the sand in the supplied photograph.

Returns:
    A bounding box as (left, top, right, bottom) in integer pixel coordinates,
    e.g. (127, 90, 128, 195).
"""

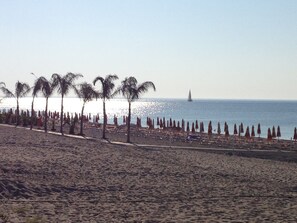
(1, 124, 297, 222)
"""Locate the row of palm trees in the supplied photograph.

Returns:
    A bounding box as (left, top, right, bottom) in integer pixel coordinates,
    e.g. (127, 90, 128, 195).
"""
(0, 73, 156, 143)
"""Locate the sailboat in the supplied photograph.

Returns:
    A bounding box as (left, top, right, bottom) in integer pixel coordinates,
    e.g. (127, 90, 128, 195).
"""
(188, 90, 193, 102)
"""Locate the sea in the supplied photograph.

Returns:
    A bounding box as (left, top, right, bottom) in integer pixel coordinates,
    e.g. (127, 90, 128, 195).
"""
(1, 97, 297, 140)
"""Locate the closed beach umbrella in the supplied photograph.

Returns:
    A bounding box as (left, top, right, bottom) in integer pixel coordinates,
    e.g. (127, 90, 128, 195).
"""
(257, 123, 261, 137)
(170, 118, 172, 127)
(208, 121, 212, 135)
(177, 121, 180, 129)
(173, 120, 176, 128)
(224, 122, 227, 132)
(251, 125, 255, 137)
(277, 126, 281, 139)
(240, 123, 244, 133)
(217, 122, 221, 135)
(160, 119, 163, 128)
(195, 120, 198, 130)
(272, 126, 276, 138)
(225, 124, 229, 137)
(200, 122, 204, 133)
(267, 128, 272, 140)
(157, 117, 160, 126)
(234, 124, 238, 135)
(186, 122, 190, 132)
(182, 119, 185, 131)
(245, 126, 250, 138)
(191, 122, 195, 133)
(294, 127, 297, 141)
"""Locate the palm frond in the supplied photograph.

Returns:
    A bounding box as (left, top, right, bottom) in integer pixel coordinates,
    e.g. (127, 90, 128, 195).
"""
(118, 77, 156, 102)
(19, 83, 31, 97)
(137, 81, 156, 94)
(0, 86, 15, 98)
(77, 82, 99, 103)
(93, 76, 105, 86)
(94, 75, 119, 100)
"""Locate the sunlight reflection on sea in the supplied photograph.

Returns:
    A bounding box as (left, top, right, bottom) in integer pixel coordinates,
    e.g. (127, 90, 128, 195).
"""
(1, 97, 297, 140)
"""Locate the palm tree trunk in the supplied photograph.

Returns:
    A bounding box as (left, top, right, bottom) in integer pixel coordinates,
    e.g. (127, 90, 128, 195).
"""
(45, 97, 48, 133)
(30, 97, 35, 130)
(102, 100, 106, 139)
(60, 95, 64, 135)
(16, 99, 19, 126)
(80, 103, 85, 135)
(127, 102, 131, 143)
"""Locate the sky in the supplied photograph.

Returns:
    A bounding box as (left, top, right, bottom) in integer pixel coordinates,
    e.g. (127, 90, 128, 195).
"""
(0, 0, 296, 100)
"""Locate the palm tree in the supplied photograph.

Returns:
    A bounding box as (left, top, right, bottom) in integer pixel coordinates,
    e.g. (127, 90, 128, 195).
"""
(76, 82, 99, 135)
(51, 72, 83, 134)
(30, 76, 42, 130)
(0, 81, 30, 125)
(116, 76, 156, 143)
(36, 77, 54, 132)
(93, 74, 119, 139)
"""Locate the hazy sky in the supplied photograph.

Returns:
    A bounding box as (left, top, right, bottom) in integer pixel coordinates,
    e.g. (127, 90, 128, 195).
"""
(0, 0, 296, 99)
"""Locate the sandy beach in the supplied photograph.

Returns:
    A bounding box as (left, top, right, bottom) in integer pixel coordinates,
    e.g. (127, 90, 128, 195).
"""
(1, 124, 297, 222)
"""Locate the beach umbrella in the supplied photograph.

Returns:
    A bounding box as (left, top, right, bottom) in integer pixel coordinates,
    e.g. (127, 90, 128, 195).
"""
(251, 125, 255, 137)
(163, 117, 166, 128)
(245, 126, 250, 138)
(224, 122, 228, 133)
(208, 121, 212, 135)
(257, 123, 261, 137)
(217, 122, 221, 135)
(191, 122, 195, 133)
(37, 117, 43, 129)
(157, 117, 160, 126)
(294, 128, 297, 141)
(240, 123, 244, 133)
(186, 122, 190, 132)
(195, 120, 198, 130)
(267, 128, 272, 140)
(177, 121, 180, 129)
(182, 119, 185, 131)
(225, 124, 229, 137)
(160, 119, 163, 128)
(200, 122, 204, 133)
(272, 126, 276, 138)
(136, 117, 139, 127)
(173, 120, 176, 128)
(277, 126, 281, 139)
(114, 116, 118, 126)
(234, 124, 238, 135)
(170, 118, 172, 127)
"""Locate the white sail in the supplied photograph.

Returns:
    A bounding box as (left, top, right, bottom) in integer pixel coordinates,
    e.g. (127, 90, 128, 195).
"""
(188, 90, 192, 102)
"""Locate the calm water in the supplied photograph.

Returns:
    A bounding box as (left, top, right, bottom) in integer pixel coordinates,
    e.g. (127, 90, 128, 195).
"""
(1, 97, 297, 140)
